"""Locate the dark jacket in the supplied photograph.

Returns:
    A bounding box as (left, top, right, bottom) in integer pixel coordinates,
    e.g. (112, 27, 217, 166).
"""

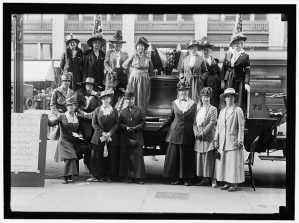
(119, 106, 146, 148)
(60, 47, 84, 91)
(50, 87, 74, 116)
(221, 51, 250, 85)
(161, 100, 197, 146)
(83, 49, 106, 87)
(91, 107, 119, 146)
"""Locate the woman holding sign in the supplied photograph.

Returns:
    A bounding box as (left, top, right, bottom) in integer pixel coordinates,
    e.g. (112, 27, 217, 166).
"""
(88, 89, 119, 182)
(48, 97, 81, 184)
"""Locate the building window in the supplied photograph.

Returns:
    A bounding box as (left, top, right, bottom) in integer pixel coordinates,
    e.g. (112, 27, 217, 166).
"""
(41, 43, 52, 59)
(208, 14, 220, 21)
(255, 14, 267, 21)
(181, 14, 193, 21)
(24, 44, 38, 59)
(111, 14, 122, 21)
(153, 14, 164, 21)
(225, 14, 236, 21)
(67, 14, 79, 21)
(242, 14, 250, 20)
(82, 14, 95, 21)
(166, 14, 177, 21)
(137, 14, 149, 21)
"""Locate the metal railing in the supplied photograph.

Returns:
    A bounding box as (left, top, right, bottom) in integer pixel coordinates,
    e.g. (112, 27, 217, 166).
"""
(135, 21, 194, 31)
(208, 21, 269, 32)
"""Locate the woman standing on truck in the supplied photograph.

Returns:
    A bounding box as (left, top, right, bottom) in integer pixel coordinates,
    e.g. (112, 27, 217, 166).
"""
(60, 33, 84, 91)
(221, 32, 250, 114)
(122, 37, 153, 115)
(179, 40, 208, 103)
(214, 88, 245, 192)
(193, 87, 218, 187)
(160, 80, 197, 186)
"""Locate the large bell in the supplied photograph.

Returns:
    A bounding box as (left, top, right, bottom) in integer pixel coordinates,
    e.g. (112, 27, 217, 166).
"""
(146, 75, 179, 117)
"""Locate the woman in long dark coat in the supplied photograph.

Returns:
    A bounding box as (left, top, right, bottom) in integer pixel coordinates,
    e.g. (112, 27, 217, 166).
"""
(118, 91, 146, 184)
(221, 32, 250, 114)
(160, 80, 197, 186)
(75, 77, 101, 171)
(83, 33, 106, 90)
(60, 33, 84, 91)
(48, 97, 80, 184)
(201, 37, 221, 110)
(179, 40, 208, 103)
(88, 89, 119, 182)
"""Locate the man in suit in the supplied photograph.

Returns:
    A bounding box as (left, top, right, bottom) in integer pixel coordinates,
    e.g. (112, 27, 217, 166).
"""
(118, 91, 146, 184)
(104, 30, 129, 107)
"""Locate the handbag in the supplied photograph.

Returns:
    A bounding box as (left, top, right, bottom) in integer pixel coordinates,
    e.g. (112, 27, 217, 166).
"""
(213, 149, 221, 160)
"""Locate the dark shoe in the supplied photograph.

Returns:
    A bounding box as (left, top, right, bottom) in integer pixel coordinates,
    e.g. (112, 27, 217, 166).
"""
(106, 177, 112, 183)
(170, 180, 181, 185)
(62, 177, 68, 184)
(184, 181, 191, 186)
(228, 184, 238, 192)
(220, 183, 230, 190)
(68, 176, 74, 182)
(126, 178, 133, 183)
(98, 177, 104, 182)
(195, 178, 210, 186)
(135, 180, 145, 184)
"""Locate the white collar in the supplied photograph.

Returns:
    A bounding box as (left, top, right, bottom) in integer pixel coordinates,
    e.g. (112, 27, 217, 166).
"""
(174, 98, 194, 113)
(100, 104, 113, 115)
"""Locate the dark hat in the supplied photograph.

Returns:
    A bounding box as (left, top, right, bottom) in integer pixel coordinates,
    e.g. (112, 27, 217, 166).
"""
(230, 32, 247, 46)
(201, 36, 214, 49)
(66, 33, 80, 45)
(65, 97, 78, 106)
(98, 89, 114, 99)
(61, 73, 72, 82)
(87, 33, 106, 47)
(109, 30, 126, 44)
(136, 37, 150, 48)
(124, 91, 135, 99)
(177, 79, 191, 91)
(220, 88, 239, 101)
(186, 40, 203, 50)
(77, 77, 98, 86)
(200, 87, 213, 97)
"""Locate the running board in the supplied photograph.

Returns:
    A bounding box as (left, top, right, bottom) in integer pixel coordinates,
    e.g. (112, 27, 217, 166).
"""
(258, 155, 286, 161)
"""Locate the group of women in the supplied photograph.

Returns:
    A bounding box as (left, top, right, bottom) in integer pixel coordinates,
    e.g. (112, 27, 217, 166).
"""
(48, 29, 251, 192)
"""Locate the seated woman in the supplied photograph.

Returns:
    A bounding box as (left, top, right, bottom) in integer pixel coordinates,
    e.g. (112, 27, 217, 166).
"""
(88, 89, 119, 182)
(47, 97, 81, 184)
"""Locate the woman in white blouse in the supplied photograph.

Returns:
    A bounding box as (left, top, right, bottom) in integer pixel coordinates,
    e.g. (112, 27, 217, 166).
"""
(193, 87, 218, 187)
(179, 40, 208, 103)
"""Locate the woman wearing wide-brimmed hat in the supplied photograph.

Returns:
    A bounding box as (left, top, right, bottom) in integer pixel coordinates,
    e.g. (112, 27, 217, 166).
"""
(118, 91, 146, 184)
(48, 97, 81, 184)
(122, 37, 153, 115)
(193, 87, 218, 187)
(160, 80, 197, 186)
(60, 33, 84, 91)
(179, 40, 208, 103)
(88, 89, 120, 182)
(214, 88, 245, 192)
(74, 77, 101, 171)
(104, 30, 129, 107)
(221, 32, 250, 114)
(83, 31, 106, 90)
(201, 37, 221, 111)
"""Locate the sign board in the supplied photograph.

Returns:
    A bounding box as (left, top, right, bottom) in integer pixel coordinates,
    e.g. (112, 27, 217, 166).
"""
(11, 113, 48, 187)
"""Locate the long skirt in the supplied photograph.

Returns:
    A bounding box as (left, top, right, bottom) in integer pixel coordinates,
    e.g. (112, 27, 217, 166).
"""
(185, 74, 204, 104)
(195, 150, 215, 178)
(119, 146, 146, 179)
(89, 144, 120, 176)
(163, 143, 195, 179)
(214, 149, 245, 184)
(127, 68, 150, 114)
(63, 159, 78, 177)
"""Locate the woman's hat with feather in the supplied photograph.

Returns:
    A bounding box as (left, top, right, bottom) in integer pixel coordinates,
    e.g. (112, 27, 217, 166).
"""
(87, 14, 106, 47)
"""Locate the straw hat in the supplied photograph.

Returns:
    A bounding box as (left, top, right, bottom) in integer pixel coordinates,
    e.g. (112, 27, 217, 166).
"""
(220, 88, 239, 101)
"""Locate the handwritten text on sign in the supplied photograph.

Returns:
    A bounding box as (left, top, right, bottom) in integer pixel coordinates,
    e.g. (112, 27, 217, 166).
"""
(11, 113, 41, 172)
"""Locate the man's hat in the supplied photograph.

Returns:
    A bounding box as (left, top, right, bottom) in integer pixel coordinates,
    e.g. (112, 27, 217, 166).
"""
(66, 33, 80, 45)
(109, 30, 126, 44)
(77, 77, 98, 86)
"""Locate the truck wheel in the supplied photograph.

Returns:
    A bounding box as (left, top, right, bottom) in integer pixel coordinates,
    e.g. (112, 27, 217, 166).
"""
(25, 97, 34, 109)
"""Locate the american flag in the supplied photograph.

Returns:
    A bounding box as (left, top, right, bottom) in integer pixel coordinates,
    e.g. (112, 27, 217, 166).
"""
(93, 14, 103, 34)
(233, 14, 242, 35)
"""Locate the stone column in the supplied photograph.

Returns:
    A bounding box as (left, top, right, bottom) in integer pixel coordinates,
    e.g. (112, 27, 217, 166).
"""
(194, 14, 208, 40)
(268, 14, 285, 50)
(122, 14, 135, 56)
(250, 14, 255, 22)
(52, 14, 65, 60)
